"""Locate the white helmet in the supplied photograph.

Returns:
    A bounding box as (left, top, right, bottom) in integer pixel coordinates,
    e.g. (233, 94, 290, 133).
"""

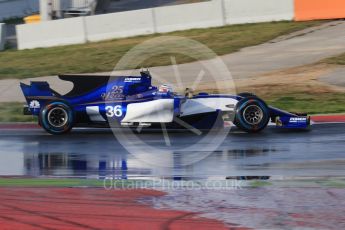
(158, 84, 173, 93)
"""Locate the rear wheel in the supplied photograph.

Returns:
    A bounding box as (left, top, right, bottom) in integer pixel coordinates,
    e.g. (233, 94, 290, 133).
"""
(39, 101, 74, 135)
(234, 96, 270, 133)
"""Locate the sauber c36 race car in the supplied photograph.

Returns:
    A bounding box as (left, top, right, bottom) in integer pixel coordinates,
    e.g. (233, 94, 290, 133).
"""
(20, 71, 310, 135)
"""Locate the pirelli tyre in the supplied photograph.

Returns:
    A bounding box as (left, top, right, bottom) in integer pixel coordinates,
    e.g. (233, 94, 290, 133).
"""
(39, 101, 74, 135)
(234, 96, 270, 133)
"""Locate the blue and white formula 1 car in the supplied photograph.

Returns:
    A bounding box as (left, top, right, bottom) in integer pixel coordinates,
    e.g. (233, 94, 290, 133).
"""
(20, 71, 310, 135)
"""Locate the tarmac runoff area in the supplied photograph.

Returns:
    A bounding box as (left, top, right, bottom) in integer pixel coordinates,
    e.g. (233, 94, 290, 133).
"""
(0, 115, 345, 229)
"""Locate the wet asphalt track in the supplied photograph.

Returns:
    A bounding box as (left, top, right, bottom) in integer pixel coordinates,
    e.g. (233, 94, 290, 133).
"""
(0, 123, 344, 178)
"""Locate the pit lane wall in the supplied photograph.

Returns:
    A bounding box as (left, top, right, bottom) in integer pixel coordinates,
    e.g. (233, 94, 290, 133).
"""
(225, 0, 294, 25)
(17, 0, 295, 50)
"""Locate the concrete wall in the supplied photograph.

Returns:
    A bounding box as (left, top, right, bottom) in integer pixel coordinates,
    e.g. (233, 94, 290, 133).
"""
(225, 0, 293, 24)
(17, 17, 86, 50)
(154, 0, 224, 33)
(0, 0, 38, 21)
(16, 0, 296, 50)
(0, 23, 6, 50)
(85, 8, 154, 42)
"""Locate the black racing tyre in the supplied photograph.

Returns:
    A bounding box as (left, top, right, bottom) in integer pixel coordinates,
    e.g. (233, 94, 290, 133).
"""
(234, 96, 270, 133)
(39, 101, 74, 135)
(238, 92, 256, 98)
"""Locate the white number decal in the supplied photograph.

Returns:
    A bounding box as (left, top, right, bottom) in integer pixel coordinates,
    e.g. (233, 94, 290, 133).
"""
(105, 106, 114, 117)
(114, 105, 122, 117)
(105, 105, 123, 117)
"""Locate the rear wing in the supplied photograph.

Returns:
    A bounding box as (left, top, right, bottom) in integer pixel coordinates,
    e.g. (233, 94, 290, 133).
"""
(20, 81, 57, 99)
(20, 81, 59, 116)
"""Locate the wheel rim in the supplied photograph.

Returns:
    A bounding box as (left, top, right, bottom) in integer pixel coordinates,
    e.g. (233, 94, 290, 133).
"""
(243, 105, 263, 125)
(47, 107, 68, 128)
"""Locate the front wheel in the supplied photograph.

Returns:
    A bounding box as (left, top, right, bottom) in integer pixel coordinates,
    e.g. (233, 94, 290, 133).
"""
(39, 101, 74, 135)
(234, 96, 270, 133)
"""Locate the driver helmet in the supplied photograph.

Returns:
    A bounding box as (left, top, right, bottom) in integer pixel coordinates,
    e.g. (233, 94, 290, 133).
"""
(158, 84, 173, 93)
